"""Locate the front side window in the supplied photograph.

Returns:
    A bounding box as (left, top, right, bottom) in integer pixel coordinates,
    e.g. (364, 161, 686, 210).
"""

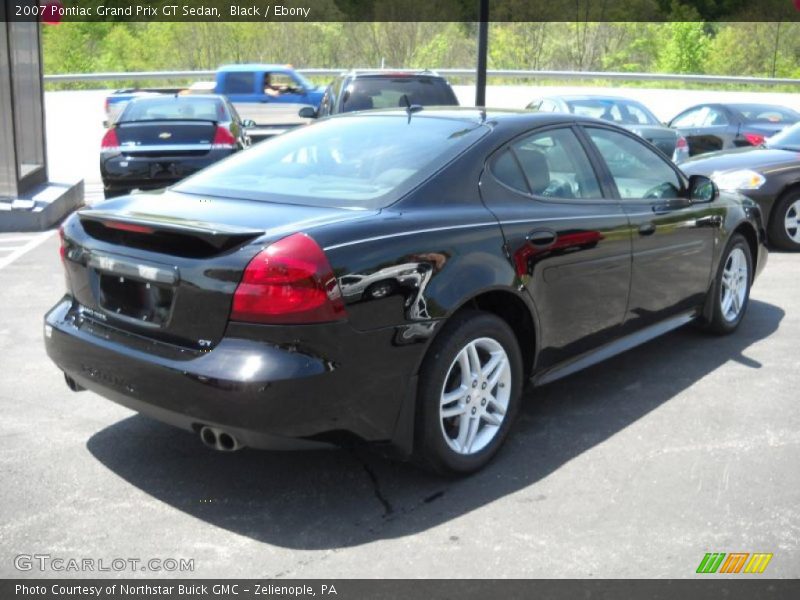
(492, 127, 602, 199)
(175, 115, 488, 209)
(702, 108, 729, 126)
(623, 102, 659, 125)
(263, 72, 302, 96)
(586, 127, 683, 200)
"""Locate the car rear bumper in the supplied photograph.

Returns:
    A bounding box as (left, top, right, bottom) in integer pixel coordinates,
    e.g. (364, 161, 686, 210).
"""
(44, 297, 420, 453)
(100, 149, 235, 190)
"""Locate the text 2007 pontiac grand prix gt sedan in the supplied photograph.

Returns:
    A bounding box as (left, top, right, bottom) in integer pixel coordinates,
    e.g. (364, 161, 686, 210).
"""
(45, 109, 767, 474)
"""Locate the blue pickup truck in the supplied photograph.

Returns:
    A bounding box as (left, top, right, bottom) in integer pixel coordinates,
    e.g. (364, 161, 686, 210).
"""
(105, 64, 326, 140)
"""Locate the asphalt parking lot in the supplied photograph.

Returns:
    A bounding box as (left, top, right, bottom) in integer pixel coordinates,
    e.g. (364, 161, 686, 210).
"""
(0, 228, 798, 578)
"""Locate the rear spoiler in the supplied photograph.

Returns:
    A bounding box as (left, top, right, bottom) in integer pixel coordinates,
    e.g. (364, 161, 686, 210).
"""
(78, 209, 264, 251)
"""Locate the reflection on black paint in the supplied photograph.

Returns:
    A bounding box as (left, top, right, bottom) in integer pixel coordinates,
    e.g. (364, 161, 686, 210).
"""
(513, 230, 605, 278)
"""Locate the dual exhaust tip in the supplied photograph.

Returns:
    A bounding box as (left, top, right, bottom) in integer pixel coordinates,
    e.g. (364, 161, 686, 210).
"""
(199, 425, 243, 452)
(63, 372, 243, 452)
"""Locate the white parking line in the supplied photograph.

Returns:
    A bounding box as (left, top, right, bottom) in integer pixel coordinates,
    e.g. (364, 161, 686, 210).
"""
(0, 231, 57, 271)
(0, 237, 43, 244)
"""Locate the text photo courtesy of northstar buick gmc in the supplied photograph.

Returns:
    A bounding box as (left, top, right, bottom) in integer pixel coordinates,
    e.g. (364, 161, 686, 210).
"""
(47, 109, 767, 474)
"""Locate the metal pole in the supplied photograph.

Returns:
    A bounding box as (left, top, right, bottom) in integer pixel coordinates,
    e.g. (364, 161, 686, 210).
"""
(475, 0, 489, 107)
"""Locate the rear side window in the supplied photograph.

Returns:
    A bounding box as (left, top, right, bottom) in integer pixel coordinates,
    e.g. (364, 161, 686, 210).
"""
(223, 72, 255, 94)
(671, 107, 706, 128)
(492, 127, 602, 200)
(175, 115, 488, 209)
(121, 98, 228, 122)
(342, 77, 458, 112)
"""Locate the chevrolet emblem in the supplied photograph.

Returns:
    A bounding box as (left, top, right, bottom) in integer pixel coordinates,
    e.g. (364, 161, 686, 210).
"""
(158, 132, 172, 139)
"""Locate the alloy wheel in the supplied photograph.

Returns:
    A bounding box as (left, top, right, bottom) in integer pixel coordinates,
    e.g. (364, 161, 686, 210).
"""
(439, 337, 512, 455)
(720, 247, 748, 322)
(784, 199, 800, 244)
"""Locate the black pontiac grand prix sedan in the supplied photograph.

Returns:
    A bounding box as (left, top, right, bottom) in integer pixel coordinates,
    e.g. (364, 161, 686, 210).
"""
(46, 109, 767, 474)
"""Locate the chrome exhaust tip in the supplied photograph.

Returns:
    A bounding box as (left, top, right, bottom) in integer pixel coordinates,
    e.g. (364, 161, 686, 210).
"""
(199, 425, 243, 452)
(64, 373, 86, 392)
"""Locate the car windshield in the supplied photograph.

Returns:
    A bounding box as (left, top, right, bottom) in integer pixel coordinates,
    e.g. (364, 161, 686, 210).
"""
(766, 122, 800, 150)
(121, 97, 228, 122)
(566, 99, 659, 126)
(730, 104, 799, 124)
(174, 114, 487, 209)
(342, 77, 457, 111)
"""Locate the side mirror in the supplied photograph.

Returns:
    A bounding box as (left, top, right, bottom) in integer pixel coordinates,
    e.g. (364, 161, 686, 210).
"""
(298, 106, 317, 119)
(688, 174, 718, 203)
(241, 119, 256, 128)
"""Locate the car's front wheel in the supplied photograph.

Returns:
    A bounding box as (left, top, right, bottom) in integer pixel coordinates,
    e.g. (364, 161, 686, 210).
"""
(415, 310, 523, 475)
(699, 233, 753, 334)
(769, 189, 800, 251)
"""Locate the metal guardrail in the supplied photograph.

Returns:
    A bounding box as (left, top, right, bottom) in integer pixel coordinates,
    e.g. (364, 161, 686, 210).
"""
(43, 68, 800, 87)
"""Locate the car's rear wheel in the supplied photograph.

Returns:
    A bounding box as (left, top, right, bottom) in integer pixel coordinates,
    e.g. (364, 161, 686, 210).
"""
(415, 310, 523, 475)
(768, 189, 800, 251)
(699, 234, 752, 334)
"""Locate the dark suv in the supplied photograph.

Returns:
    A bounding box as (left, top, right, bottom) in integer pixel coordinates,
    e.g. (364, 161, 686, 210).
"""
(306, 70, 459, 118)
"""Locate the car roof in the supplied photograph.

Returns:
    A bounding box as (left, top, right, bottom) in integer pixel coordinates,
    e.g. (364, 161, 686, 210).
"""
(544, 94, 643, 103)
(331, 107, 611, 129)
(342, 69, 444, 79)
(218, 64, 295, 72)
(128, 94, 226, 102)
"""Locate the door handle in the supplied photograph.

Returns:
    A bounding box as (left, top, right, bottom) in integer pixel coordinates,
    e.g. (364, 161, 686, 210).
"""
(639, 222, 656, 236)
(526, 229, 557, 247)
(696, 215, 722, 228)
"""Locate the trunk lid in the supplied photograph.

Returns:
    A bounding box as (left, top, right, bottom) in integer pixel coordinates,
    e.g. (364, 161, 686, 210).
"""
(64, 191, 374, 349)
(115, 120, 218, 156)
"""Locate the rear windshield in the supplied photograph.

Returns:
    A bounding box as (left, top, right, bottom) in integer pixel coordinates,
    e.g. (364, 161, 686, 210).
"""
(342, 77, 458, 112)
(566, 99, 659, 126)
(730, 104, 799, 124)
(121, 97, 228, 122)
(174, 114, 487, 209)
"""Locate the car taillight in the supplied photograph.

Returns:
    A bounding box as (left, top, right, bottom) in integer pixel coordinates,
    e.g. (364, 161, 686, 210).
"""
(676, 136, 688, 149)
(212, 126, 236, 149)
(100, 128, 120, 151)
(230, 233, 346, 325)
(743, 132, 766, 146)
(58, 225, 67, 263)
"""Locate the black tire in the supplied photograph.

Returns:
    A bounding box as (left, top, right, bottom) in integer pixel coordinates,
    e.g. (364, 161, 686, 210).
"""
(698, 233, 753, 335)
(414, 310, 523, 475)
(768, 189, 800, 251)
